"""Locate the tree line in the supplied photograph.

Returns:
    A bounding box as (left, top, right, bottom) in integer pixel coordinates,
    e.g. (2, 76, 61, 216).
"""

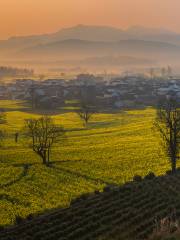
(0, 66, 34, 77)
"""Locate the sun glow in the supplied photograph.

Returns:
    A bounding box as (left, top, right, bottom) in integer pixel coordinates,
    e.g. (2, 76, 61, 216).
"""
(0, 0, 180, 39)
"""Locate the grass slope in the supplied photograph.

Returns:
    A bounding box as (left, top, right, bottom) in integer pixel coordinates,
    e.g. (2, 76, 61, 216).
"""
(1, 173, 180, 240)
(0, 100, 172, 226)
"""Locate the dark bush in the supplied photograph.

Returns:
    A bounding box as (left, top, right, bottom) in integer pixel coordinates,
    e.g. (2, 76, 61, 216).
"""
(26, 213, 34, 221)
(144, 172, 156, 180)
(0, 225, 4, 232)
(94, 190, 100, 194)
(133, 175, 142, 182)
(80, 193, 91, 200)
(71, 193, 92, 205)
(165, 237, 176, 240)
(15, 215, 24, 225)
(24, 236, 31, 240)
(166, 170, 173, 175)
(170, 224, 178, 233)
(103, 185, 112, 192)
(34, 232, 44, 240)
(6, 237, 14, 240)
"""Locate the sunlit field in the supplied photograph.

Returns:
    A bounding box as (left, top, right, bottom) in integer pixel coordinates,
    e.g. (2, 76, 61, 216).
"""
(0, 100, 170, 226)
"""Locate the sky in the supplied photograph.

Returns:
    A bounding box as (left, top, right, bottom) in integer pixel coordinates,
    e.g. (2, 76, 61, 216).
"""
(1, 0, 180, 39)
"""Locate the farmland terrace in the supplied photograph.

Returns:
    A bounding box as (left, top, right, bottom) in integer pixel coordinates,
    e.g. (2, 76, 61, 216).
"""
(1, 172, 180, 240)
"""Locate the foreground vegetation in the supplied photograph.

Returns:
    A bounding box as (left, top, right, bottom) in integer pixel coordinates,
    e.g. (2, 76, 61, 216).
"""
(1, 171, 180, 240)
(0, 100, 172, 226)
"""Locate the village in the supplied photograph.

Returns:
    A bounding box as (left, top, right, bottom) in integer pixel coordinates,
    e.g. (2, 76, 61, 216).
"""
(1, 73, 180, 110)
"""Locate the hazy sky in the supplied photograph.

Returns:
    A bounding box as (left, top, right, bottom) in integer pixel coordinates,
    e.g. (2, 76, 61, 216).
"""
(1, 0, 180, 39)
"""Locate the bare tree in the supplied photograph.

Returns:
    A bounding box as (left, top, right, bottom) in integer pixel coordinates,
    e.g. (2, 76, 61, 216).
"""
(0, 110, 6, 144)
(167, 65, 172, 78)
(76, 85, 97, 127)
(77, 102, 95, 126)
(161, 67, 167, 79)
(77, 95, 97, 128)
(0, 110, 6, 124)
(149, 68, 155, 79)
(29, 83, 37, 109)
(0, 130, 5, 145)
(25, 116, 65, 165)
(154, 97, 180, 173)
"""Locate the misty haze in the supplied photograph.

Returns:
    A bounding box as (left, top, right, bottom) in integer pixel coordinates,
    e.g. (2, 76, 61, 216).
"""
(2, 25, 180, 73)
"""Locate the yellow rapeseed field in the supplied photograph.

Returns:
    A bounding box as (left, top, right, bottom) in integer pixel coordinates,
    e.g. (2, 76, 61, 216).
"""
(0, 100, 170, 225)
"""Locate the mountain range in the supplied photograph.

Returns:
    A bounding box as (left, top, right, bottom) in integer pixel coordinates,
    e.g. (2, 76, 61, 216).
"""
(1, 25, 180, 67)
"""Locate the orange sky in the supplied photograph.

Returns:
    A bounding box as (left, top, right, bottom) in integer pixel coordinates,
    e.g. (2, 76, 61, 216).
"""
(1, 0, 180, 39)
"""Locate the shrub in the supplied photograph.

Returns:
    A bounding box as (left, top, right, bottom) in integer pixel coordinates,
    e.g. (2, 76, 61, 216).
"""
(80, 193, 91, 200)
(0, 225, 4, 232)
(144, 172, 156, 180)
(103, 185, 112, 192)
(166, 170, 173, 175)
(133, 175, 142, 182)
(27, 213, 34, 221)
(94, 190, 100, 194)
(15, 215, 24, 225)
(165, 238, 176, 240)
(6, 237, 14, 240)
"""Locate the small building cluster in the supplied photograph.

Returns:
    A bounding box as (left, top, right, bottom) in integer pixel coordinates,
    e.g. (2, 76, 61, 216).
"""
(1, 74, 180, 110)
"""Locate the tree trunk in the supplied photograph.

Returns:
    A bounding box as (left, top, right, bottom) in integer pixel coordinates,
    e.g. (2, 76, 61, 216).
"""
(171, 157, 176, 173)
(42, 156, 46, 165)
(42, 150, 47, 165)
(84, 116, 88, 127)
(47, 148, 50, 164)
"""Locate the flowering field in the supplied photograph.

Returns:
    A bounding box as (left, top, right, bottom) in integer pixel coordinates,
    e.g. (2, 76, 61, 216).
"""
(0, 101, 170, 226)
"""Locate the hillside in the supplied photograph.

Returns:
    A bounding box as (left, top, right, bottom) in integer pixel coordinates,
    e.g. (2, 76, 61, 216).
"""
(0, 100, 172, 228)
(1, 172, 180, 240)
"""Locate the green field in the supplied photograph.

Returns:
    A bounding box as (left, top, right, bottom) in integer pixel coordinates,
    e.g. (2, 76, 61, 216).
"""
(0, 100, 171, 226)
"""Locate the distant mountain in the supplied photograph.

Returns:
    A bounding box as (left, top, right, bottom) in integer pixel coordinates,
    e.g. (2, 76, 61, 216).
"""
(126, 25, 177, 36)
(16, 39, 180, 62)
(56, 55, 154, 67)
(1, 24, 180, 54)
(50, 25, 180, 45)
(1, 25, 180, 66)
(3, 24, 179, 42)
(54, 24, 179, 42)
(50, 25, 128, 42)
(79, 55, 154, 66)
